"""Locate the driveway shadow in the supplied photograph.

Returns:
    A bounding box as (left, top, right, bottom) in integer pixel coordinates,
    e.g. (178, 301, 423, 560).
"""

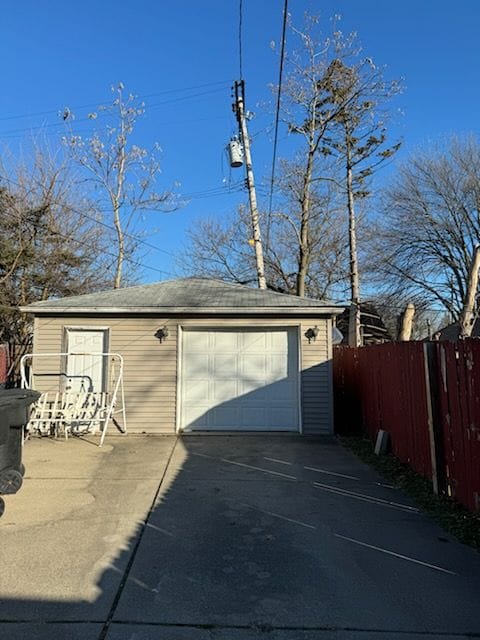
(1, 435, 480, 640)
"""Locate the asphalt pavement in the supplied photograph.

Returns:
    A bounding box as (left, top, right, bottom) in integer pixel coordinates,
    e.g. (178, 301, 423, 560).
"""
(0, 434, 479, 639)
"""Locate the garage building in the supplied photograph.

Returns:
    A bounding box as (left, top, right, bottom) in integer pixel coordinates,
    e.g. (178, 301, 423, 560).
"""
(22, 278, 343, 435)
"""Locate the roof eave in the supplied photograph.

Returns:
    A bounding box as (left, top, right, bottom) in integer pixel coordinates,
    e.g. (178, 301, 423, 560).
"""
(21, 305, 344, 316)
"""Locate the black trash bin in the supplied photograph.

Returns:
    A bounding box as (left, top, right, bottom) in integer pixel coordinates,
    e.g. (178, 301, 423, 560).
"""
(0, 389, 40, 517)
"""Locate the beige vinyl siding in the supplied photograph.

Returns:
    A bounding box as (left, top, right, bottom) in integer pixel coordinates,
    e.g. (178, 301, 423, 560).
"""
(32, 314, 334, 435)
(33, 316, 177, 434)
(299, 318, 333, 434)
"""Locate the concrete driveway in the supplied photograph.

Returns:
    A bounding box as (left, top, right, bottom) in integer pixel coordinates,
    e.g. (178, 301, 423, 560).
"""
(1, 435, 479, 640)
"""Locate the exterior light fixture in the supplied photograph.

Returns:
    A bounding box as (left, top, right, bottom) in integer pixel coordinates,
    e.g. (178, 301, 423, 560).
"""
(155, 326, 169, 343)
(305, 326, 319, 343)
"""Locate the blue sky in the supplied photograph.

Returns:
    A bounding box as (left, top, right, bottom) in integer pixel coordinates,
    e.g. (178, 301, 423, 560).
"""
(1, 1, 479, 283)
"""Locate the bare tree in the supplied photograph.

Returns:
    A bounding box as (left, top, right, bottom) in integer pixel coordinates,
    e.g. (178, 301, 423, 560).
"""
(184, 14, 359, 299)
(180, 181, 348, 301)
(319, 56, 402, 345)
(270, 156, 348, 297)
(182, 15, 400, 309)
(0, 149, 111, 379)
(372, 136, 480, 321)
(273, 16, 401, 316)
(64, 83, 178, 289)
(276, 14, 357, 297)
(181, 208, 256, 287)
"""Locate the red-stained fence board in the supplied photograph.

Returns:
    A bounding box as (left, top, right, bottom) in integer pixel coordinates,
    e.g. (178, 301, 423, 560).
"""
(436, 342, 480, 511)
(0, 345, 7, 386)
(334, 340, 480, 512)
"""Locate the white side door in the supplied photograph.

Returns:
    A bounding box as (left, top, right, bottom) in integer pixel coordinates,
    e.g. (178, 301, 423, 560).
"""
(66, 329, 106, 392)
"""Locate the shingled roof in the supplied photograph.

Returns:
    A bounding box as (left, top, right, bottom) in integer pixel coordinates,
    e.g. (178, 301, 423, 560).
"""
(22, 277, 343, 316)
(434, 317, 480, 341)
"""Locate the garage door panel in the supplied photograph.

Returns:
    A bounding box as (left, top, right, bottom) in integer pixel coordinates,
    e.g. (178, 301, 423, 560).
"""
(212, 379, 238, 404)
(240, 354, 288, 385)
(181, 328, 299, 432)
(270, 331, 289, 351)
(268, 378, 296, 401)
(240, 355, 270, 387)
(242, 332, 267, 351)
(211, 405, 240, 429)
(183, 404, 210, 428)
(241, 379, 267, 398)
(239, 384, 269, 402)
(185, 331, 210, 351)
(270, 355, 289, 380)
(213, 354, 238, 376)
(271, 406, 298, 429)
(183, 352, 209, 379)
(184, 380, 210, 402)
(240, 406, 266, 428)
(213, 331, 239, 351)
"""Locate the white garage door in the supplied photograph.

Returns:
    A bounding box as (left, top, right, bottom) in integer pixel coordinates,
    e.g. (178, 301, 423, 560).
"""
(180, 328, 299, 432)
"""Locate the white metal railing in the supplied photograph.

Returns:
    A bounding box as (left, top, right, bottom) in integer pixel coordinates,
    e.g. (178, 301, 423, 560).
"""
(20, 352, 127, 447)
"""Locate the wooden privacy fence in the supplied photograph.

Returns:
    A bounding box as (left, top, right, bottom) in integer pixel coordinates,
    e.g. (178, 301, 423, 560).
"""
(334, 340, 480, 512)
(0, 344, 7, 386)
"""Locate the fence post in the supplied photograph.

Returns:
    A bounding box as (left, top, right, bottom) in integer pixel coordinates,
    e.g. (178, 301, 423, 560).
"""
(423, 342, 447, 495)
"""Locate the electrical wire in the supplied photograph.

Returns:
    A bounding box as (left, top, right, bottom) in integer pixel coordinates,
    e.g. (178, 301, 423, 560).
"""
(2, 190, 458, 308)
(266, 0, 288, 252)
(138, 86, 229, 111)
(0, 174, 176, 262)
(0, 172, 246, 275)
(0, 80, 230, 123)
(239, 0, 244, 79)
(0, 196, 175, 280)
(182, 181, 245, 198)
(0, 86, 230, 139)
(76, 209, 177, 259)
(0, 114, 230, 142)
(0, 115, 98, 137)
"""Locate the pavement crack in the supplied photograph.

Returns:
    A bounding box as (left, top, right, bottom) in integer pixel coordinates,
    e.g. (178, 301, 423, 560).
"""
(3, 618, 480, 637)
(104, 620, 480, 637)
(97, 437, 179, 640)
(0, 619, 104, 624)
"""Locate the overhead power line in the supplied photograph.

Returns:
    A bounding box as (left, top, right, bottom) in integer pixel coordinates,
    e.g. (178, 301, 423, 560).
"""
(0, 114, 231, 142)
(0, 86, 230, 138)
(182, 180, 245, 199)
(0, 80, 230, 123)
(137, 86, 229, 111)
(0, 173, 176, 262)
(239, 0, 244, 79)
(266, 0, 289, 251)
(2, 169, 457, 306)
(0, 172, 246, 276)
(1, 193, 175, 280)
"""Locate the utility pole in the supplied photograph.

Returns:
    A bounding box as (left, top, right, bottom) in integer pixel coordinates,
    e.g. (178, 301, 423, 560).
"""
(399, 302, 415, 341)
(459, 245, 480, 338)
(346, 151, 362, 347)
(426, 318, 432, 341)
(233, 80, 267, 290)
